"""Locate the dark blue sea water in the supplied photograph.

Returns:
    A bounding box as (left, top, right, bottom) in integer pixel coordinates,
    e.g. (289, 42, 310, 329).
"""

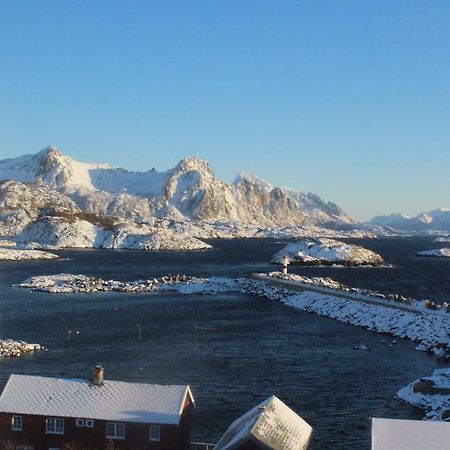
(0, 237, 449, 449)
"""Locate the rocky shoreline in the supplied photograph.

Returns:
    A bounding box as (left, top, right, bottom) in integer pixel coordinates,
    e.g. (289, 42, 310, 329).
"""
(0, 339, 44, 358)
(397, 368, 450, 421)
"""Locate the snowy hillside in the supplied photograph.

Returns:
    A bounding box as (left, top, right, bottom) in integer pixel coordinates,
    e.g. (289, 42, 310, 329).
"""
(0, 146, 352, 227)
(371, 208, 450, 232)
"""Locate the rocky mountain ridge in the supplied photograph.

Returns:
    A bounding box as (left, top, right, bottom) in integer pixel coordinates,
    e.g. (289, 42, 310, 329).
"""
(0, 146, 352, 228)
(371, 208, 450, 232)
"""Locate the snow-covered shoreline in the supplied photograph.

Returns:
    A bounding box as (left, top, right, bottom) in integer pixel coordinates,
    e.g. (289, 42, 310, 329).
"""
(0, 247, 59, 261)
(14, 272, 450, 357)
(14, 273, 241, 294)
(397, 368, 450, 421)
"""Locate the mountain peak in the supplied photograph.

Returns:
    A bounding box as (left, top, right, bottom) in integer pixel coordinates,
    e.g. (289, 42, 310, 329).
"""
(174, 156, 213, 174)
(37, 145, 62, 159)
(233, 173, 273, 190)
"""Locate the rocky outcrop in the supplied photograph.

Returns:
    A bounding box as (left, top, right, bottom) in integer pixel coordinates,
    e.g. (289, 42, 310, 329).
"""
(0, 180, 80, 236)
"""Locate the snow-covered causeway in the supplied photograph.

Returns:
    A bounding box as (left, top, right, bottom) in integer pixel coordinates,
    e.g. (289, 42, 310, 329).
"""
(15, 272, 450, 357)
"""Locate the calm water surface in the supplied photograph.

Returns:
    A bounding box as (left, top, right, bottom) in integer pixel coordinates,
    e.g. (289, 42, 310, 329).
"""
(0, 237, 449, 449)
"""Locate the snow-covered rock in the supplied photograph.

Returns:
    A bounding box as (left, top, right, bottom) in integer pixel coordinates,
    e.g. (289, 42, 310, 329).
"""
(15, 216, 211, 251)
(0, 339, 43, 358)
(271, 238, 385, 266)
(418, 248, 450, 258)
(0, 248, 58, 261)
(397, 368, 450, 421)
(0, 179, 80, 236)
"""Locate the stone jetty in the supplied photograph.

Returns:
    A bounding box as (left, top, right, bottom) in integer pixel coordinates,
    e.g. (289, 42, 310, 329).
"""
(0, 339, 43, 358)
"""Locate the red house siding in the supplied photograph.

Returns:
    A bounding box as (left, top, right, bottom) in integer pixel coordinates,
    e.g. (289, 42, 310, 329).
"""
(0, 403, 192, 450)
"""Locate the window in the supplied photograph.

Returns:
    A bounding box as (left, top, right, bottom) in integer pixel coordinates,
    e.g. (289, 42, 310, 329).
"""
(85, 419, 94, 428)
(149, 425, 160, 441)
(46, 417, 64, 434)
(106, 423, 125, 439)
(49, 448, 61, 450)
(75, 419, 84, 427)
(16, 446, 34, 450)
(12, 415, 22, 431)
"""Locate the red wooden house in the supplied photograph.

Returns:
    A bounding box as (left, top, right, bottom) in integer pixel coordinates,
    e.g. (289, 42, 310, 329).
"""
(0, 366, 194, 450)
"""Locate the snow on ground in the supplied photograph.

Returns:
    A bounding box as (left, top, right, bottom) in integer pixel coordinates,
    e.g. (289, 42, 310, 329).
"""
(397, 368, 450, 421)
(417, 248, 450, 258)
(272, 238, 385, 266)
(0, 248, 59, 261)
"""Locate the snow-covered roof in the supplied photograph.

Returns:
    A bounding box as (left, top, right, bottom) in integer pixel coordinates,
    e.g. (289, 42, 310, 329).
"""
(0, 374, 194, 425)
(214, 395, 312, 450)
(372, 418, 450, 450)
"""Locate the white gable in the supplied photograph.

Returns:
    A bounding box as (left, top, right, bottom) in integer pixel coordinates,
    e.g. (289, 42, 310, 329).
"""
(0, 374, 194, 425)
(372, 418, 450, 450)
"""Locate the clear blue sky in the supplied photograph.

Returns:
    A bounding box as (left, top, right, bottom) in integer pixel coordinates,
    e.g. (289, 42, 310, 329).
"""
(1, 1, 449, 220)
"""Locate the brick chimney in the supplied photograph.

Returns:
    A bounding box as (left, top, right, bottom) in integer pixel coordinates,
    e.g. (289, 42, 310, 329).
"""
(92, 364, 104, 386)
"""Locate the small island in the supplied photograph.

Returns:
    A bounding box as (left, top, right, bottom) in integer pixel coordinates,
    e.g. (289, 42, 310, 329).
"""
(417, 248, 450, 258)
(271, 238, 385, 266)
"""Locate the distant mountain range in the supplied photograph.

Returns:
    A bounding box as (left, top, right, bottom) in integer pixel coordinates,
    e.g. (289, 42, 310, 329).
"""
(0, 146, 352, 228)
(371, 208, 450, 232)
(1, 147, 447, 251)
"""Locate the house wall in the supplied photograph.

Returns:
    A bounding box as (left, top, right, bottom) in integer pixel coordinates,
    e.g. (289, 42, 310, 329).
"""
(0, 411, 191, 450)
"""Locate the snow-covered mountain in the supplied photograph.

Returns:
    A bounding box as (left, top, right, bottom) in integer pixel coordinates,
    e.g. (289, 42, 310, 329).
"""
(371, 208, 450, 232)
(0, 146, 352, 227)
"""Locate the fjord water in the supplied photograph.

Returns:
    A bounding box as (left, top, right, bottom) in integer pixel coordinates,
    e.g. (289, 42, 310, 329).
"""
(1, 237, 449, 449)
